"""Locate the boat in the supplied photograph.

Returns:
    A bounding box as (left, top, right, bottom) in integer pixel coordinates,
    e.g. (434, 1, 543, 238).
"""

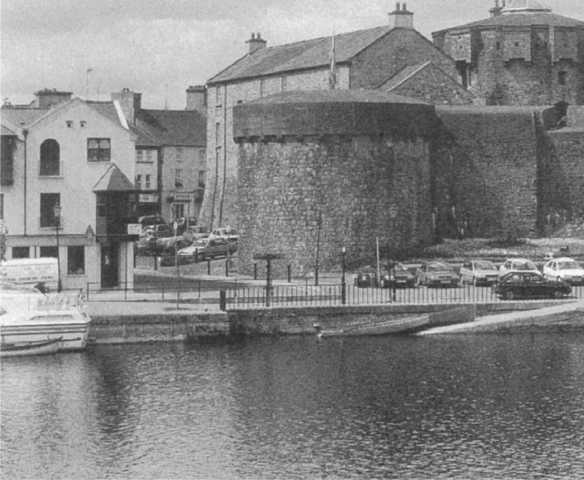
(1, 283, 92, 357)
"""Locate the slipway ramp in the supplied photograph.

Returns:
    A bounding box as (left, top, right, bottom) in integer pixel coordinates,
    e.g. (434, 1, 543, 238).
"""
(419, 300, 584, 335)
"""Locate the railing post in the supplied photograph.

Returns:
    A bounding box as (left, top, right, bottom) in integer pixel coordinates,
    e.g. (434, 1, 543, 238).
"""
(219, 290, 226, 311)
(254, 263, 258, 280)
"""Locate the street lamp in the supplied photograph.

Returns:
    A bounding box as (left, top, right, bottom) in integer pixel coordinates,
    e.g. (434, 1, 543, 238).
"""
(54, 204, 62, 292)
(341, 246, 347, 305)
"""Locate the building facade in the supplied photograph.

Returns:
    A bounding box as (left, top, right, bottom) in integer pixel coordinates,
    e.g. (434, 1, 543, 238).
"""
(115, 88, 207, 225)
(433, 0, 584, 106)
(200, 4, 466, 230)
(1, 91, 137, 290)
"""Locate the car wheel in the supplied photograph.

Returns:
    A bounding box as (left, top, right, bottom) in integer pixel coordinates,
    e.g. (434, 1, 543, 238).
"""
(505, 290, 515, 300)
(553, 290, 564, 299)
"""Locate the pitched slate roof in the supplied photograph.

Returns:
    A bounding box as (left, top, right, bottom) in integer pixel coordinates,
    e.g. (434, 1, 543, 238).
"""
(86, 101, 124, 127)
(209, 25, 395, 84)
(135, 109, 206, 147)
(1, 107, 48, 127)
(93, 163, 135, 192)
(435, 12, 584, 34)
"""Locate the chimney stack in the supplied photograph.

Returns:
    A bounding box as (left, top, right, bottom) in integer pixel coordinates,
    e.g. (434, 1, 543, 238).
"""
(33, 89, 73, 109)
(490, 0, 503, 16)
(186, 85, 207, 114)
(389, 2, 414, 29)
(246, 32, 267, 54)
(111, 88, 141, 126)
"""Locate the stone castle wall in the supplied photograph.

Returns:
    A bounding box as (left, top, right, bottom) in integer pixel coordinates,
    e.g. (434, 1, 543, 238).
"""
(236, 136, 432, 277)
(431, 107, 542, 239)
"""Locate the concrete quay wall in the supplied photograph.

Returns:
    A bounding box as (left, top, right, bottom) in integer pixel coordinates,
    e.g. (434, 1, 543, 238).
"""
(87, 301, 574, 344)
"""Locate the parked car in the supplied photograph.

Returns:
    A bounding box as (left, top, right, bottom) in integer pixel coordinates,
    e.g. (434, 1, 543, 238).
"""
(543, 257, 584, 285)
(144, 224, 173, 238)
(210, 226, 238, 242)
(354, 268, 378, 288)
(416, 261, 460, 288)
(494, 271, 571, 300)
(380, 263, 416, 288)
(498, 258, 540, 277)
(460, 260, 499, 286)
(138, 214, 165, 228)
(177, 237, 236, 262)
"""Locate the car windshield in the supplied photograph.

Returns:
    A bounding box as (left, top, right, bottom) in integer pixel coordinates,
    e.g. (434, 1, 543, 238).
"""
(427, 263, 450, 272)
(512, 261, 537, 270)
(475, 261, 496, 270)
(558, 260, 581, 270)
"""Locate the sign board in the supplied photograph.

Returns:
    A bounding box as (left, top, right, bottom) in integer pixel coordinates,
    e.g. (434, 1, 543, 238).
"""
(138, 193, 159, 203)
(173, 193, 192, 202)
(127, 223, 142, 235)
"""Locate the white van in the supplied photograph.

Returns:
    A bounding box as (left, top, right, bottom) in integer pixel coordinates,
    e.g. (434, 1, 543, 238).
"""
(0, 258, 59, 291)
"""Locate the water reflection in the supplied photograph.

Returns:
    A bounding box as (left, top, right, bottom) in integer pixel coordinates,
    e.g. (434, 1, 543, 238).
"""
(2, 334, 584, 479)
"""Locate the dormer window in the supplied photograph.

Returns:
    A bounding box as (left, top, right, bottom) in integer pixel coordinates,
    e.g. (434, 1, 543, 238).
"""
(66, 120, 73, 128)
(80, 120, 87, 128)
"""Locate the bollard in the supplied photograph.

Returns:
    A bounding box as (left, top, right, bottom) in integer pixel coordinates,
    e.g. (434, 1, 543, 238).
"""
(225, 259, 229, 277)
(219, 290, 227, 311)
(254, 263, 258, 280)
(287, 264, 292, 283)
(207, 260, 211, 275)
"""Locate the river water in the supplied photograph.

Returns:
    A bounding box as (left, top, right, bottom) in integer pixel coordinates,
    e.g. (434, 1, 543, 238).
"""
(2, 333, 584, 480)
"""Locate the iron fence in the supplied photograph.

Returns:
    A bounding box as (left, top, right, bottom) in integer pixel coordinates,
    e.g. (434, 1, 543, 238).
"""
(224, 283, 584, 310)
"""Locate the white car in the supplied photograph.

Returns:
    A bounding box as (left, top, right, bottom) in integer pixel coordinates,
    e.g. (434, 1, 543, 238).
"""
(498, 258, 540, 278)
(543, 257, 584, 285)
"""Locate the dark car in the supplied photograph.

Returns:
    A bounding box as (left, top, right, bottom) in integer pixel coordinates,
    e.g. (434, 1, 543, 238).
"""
(416, 261, 460, 288)
(177, 237, 236, 262)
(380, 263, 416, 288)
(494, 271, 571, 300)
(354, 268, 378, 288)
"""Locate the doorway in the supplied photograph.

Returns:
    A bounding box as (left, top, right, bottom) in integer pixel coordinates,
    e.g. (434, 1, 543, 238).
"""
(101, 242, 119, 288)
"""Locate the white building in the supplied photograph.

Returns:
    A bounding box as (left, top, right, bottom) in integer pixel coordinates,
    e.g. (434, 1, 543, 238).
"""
(1, 90, 137, 290)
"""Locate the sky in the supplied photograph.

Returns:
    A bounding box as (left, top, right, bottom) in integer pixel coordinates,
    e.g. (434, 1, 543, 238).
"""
(1, 0, 581, 109)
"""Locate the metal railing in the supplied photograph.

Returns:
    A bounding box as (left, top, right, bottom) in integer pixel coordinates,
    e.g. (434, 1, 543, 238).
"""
(224, 283, 584, 310)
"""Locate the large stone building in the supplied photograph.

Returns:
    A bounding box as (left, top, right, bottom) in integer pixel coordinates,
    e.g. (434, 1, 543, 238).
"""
(200, 3, 468, 230)
(433, 0, 584, 105)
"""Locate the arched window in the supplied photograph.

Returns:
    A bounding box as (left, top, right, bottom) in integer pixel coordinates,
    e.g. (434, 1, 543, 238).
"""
(40, 139, 60, 176)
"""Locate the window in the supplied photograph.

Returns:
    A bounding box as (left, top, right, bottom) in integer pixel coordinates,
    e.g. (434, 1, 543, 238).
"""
(67, 246, 85, 275)
(40, 139, 60, 176)
(12, 246, 30, 258)
(1, 136, 16, 186)
(40, 246, 58, 258)
(40, 193, 60, 227)
(146, 150, 154, 163)
(80, 121, 87, 128)
(145, 174, 151, 189)
(215, 122, 221, 145)
(173, 203, 185, 219)
(136, 150, 144, 163)
(136, 174, 142, 190)
(66, 120, 73, 128)
(87, 138, 111, 162)
(198, 170, 206, 188)
(175, 169, 183, 188)
(215, 86, 222, 106)
(558, 71, 567, 86)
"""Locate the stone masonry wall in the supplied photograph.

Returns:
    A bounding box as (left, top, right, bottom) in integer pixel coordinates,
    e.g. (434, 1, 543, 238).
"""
(432, 107, 540, 239)
(539, 128, 584, 233)
(237, 136, 432, 277)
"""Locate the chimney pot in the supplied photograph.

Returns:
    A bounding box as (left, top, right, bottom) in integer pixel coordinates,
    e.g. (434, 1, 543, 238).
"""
(246, 32, 267, 54)
(389, 2, 414, 29)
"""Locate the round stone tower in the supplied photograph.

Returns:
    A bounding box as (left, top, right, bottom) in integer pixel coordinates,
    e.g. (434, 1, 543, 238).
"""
(232, 90, 438, 277)
(432, 1, 584, 105)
